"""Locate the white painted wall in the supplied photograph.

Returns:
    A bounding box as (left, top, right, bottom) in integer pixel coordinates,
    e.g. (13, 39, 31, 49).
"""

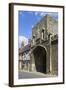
(0, 0, 66, 90)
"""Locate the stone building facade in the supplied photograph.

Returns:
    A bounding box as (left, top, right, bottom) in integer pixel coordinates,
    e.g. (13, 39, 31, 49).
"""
(30, 15, 58, 75)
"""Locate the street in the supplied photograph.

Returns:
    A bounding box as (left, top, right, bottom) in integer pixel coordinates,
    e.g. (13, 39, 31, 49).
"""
(18, 71, 56, 79)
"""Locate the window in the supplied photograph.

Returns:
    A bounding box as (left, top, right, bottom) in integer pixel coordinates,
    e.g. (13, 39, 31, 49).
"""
(33, 35, 35, 45)
(42, 29, 44, 40)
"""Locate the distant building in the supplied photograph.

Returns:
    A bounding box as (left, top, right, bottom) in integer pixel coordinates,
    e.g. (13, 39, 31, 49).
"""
(19, 43, 31, 71)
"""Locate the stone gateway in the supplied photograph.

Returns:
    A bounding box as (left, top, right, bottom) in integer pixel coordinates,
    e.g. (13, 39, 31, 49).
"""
(30, 15, 58, 75)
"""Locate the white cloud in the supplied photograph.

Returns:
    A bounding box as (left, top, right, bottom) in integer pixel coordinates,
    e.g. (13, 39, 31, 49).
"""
(39, 12, 58, 18)
(47, 12, 58, 17)
(32, 25, 34, 28)
(35, 12, 39, 16)
(40, 12, 45, 16)
(28, 12, 33, 14)
(34, 12, 45, 17)
(18, 36, 28, 48)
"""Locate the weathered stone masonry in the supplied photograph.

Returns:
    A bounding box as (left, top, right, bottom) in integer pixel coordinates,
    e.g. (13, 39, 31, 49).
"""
(30, 15, 58, 75)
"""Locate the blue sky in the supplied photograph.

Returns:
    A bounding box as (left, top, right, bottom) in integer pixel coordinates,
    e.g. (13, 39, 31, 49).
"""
(18, 11, 58, 39)
(18, 11, 58, 47)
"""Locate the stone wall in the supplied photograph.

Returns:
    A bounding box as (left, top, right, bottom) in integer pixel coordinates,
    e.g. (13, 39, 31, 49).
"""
(51, 40, 58, 75)
(31, 15, 58, 75)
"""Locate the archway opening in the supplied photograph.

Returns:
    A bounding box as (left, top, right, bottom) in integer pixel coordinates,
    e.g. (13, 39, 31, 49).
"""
(33, 46, 47, 74)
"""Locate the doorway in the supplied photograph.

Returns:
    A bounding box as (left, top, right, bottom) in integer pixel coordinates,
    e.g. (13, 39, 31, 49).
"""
(33, 46, 47, 73)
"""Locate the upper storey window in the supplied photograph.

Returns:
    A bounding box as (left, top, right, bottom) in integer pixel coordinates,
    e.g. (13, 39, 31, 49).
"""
(33, 35, 35, 45)
(41, 29, 45, 40)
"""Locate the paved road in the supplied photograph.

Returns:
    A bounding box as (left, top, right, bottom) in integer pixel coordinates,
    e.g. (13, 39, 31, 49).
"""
(18, 71, 54, 79)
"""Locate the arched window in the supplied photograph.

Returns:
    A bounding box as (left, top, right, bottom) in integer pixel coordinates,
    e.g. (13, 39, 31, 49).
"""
(41, 29, 44, 40)
(33, 35, 35, 45)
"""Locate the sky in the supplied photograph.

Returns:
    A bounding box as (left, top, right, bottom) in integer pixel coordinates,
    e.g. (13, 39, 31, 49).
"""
(18, 11, 58, 48)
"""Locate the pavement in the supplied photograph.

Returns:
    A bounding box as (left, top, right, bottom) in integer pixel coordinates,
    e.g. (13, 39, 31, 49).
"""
(18, 70, 56, 79)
